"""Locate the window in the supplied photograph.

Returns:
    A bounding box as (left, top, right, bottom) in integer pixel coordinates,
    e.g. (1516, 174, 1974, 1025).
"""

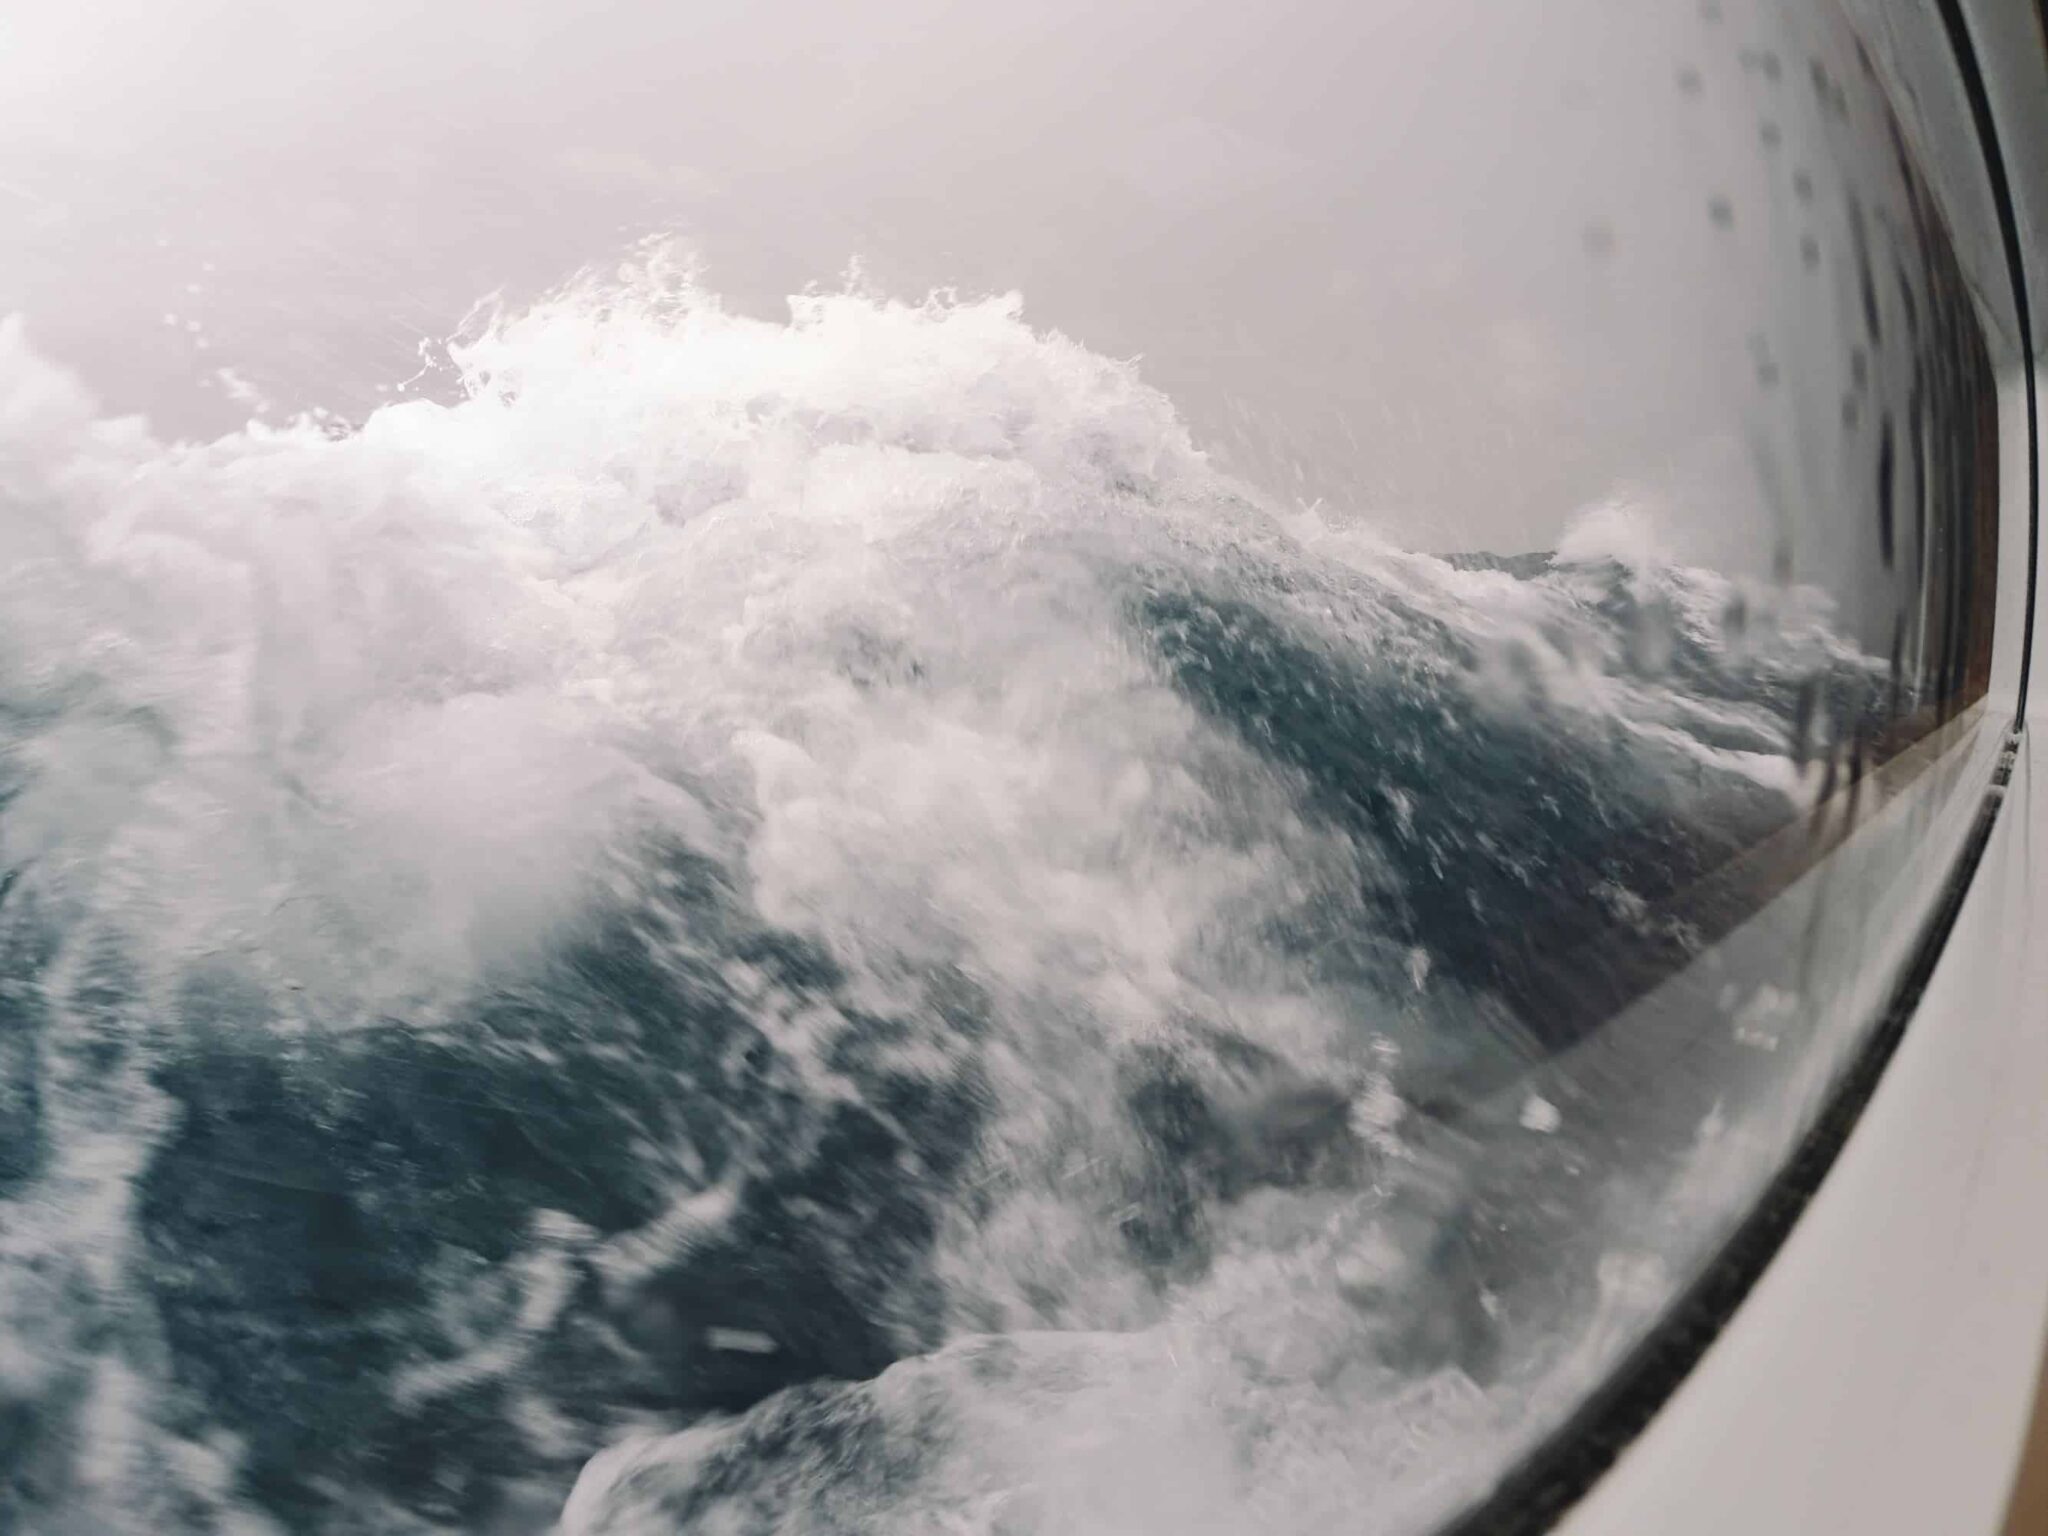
(0, 2, 2024, 1533)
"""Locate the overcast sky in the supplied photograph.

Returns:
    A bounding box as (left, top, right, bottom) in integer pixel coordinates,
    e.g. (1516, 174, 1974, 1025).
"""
(0, 0, 1945, 591)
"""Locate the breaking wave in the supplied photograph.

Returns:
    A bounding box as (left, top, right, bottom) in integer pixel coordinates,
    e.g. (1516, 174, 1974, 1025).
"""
(0, 247, 1880, 1534)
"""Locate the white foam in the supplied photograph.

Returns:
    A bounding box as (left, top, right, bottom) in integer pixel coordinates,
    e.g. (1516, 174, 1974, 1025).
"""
(0, 247, 1850, 1533)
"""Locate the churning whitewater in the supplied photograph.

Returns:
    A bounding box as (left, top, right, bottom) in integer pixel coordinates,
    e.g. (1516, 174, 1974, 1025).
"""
(0, 250, 1878, 1535)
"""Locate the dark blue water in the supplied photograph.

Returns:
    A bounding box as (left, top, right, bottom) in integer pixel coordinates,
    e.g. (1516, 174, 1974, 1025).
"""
(0, 282, 1891, 1535)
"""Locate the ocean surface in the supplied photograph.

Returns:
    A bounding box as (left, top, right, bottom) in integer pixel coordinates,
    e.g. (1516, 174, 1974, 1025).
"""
(0, 251, 1883, 1534)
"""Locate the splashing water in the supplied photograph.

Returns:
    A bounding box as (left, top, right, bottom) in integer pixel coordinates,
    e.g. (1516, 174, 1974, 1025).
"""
(0, 248, 1878, 1535)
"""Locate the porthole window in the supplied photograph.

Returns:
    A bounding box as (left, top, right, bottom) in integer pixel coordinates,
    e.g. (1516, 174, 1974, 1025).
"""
(0, 3, 2027, 1533)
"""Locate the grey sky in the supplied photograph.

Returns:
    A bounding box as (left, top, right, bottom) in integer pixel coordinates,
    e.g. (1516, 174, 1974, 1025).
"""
(0, 0, 1945, 587)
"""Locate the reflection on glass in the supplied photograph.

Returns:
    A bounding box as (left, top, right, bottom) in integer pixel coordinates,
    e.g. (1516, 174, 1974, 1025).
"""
(0, 1, 2009, 1533)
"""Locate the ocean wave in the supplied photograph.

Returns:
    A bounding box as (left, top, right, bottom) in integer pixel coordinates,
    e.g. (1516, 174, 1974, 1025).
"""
(0, 248, 1883, 1534)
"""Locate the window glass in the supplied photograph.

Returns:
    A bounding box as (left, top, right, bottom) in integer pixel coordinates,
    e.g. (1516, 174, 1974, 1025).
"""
(0, 2, 2013, 1532)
